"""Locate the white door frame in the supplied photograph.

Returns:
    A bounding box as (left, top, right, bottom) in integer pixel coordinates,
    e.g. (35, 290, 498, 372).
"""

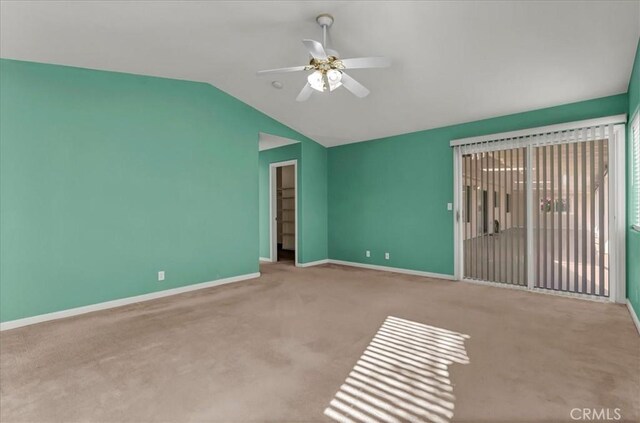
(452, 121, 626, 303)
(269, 160, 298, 266)
(453, 151, 463, 280)
(609, 124, 626, 302)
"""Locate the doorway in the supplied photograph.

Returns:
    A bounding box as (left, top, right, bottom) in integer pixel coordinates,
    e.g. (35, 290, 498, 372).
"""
(453, 118, 626, 302)
(270, 160, 297, 265)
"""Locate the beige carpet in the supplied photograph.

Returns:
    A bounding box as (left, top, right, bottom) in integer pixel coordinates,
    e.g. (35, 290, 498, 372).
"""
(1, 262, 638, 422)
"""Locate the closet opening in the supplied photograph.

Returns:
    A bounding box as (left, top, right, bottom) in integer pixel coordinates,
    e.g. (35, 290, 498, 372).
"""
(270, 160, 297, 265)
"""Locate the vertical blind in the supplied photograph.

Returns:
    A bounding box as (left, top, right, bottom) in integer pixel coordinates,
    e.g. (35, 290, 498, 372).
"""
(462, 148, 526, 286)
(457, 124, 616, 155)
(532, 137, 609, 296)
(632, 113, 640, 228)
(457, 123, 616, 298)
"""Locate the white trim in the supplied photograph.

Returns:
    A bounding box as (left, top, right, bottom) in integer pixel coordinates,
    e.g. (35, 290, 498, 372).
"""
(0, 272, 261, 331)
(269, 160, 299, 266)
(450, 114, 627, 146)
(609, 124, 627, 303)
(626, 300, 640, 336)
(297, 259, 330, 267)
(259, 257, 271, 262)
(328, 259, 455, 280)
(453, 148, 463, 280)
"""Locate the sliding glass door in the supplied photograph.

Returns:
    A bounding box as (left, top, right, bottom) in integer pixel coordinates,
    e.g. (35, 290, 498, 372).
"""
(533, 139, 609, 296)
(457, 122, 620, 300)
(462, 148, 527, 286)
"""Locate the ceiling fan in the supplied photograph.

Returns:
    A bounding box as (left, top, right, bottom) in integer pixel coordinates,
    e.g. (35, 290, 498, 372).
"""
(257, 14, 391, 101)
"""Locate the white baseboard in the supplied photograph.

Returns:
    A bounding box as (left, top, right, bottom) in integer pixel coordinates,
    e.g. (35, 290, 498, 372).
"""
(627, 300, 640, 336)
(327, 259, 455, 280)
(0, 272, 261, 332)
(297, 259, 329, 268)
(259, 257, 271, 262)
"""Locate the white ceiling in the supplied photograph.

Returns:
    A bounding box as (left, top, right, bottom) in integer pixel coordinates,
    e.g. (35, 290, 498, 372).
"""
(1, 1, 638, 147)
(258, 133, 300, 151)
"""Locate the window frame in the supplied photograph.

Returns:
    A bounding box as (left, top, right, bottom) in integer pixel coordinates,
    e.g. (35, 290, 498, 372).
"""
(632, 112, 640, 231)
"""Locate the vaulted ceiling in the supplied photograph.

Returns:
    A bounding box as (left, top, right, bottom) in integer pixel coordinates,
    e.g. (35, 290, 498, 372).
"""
(1, 1, 638, 147)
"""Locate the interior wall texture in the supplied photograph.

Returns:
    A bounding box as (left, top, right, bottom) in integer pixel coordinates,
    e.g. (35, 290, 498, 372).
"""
(327, 94, 629, 279)
(626, 39, 640, 321)
(2, 49, 637, 323)
(257, 141, 329, 263)
(0, 59, 327, 322)
(300, 139, 329, 263)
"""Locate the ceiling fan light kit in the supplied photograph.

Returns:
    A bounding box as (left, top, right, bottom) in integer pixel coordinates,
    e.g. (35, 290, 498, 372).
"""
(257, 14, 391, 101)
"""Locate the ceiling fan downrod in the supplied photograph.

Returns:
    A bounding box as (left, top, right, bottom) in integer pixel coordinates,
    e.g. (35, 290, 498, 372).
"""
(316, 13, 334, 48)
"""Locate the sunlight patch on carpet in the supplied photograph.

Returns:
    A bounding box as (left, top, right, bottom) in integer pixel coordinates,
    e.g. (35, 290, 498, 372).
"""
(324, 316, 470, 423)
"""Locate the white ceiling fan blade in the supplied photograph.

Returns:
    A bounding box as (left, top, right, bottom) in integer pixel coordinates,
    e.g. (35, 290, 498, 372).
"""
(302, 39, 328, 60)
(296, 83, 314, 102)
(257, 65, 307, 77)
(340, 72, 370, 98)
(340, 57, 391, 69)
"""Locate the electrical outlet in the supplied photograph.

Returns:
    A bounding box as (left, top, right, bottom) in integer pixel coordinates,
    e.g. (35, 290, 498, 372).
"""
(158, 271, 165, 281)
(385, 252, 390, 260)
(366, 250, 371, 257)
(447, 203, 453, 211)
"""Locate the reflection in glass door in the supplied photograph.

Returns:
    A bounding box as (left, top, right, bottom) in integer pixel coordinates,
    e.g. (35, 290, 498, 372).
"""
(462, 148, 527, 286)
(461, 138, 612, 299)
(533, 139, 609, 296)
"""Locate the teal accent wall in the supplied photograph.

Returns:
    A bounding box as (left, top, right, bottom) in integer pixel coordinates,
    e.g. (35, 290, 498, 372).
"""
(258, 143, 301, 259)
(627, 39, 640, 322)
(300, 139, 329, 263)
(0, 59, 327, 322)
(328, 94, 629, 275)
(1, 55, 634, 323)
(257, 141, 328, 263)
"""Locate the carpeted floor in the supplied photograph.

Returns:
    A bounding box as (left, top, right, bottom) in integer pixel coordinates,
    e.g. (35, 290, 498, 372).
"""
(1, 262, 638, 422)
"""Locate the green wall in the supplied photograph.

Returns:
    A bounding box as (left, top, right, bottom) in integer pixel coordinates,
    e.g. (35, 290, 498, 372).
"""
(0, 59, 327, 322)
(257, 141, 328, 263)
(1, 55, 635, 323)
(300, 139, 329, 263)
(328, 94, 629, 276)
(258, 143, 301, 259)
(627, 39, 640, 321)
